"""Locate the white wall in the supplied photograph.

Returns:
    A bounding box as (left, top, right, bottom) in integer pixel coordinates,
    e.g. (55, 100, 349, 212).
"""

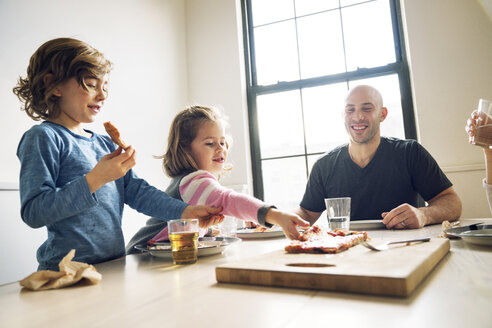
(1, 0, 188, 188)
(185, 0, 253, 194)
(0, 186, 46, 285)
(402, 0, 492, 217)
(0, 0, 190, 284)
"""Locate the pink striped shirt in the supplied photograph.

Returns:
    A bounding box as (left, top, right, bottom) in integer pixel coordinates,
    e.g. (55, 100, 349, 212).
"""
(180, 170, 263, 221)
(150, 170, 266, 242)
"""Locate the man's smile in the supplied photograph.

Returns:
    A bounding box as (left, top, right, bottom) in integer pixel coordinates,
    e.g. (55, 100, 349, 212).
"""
(351, 124, 368, 132)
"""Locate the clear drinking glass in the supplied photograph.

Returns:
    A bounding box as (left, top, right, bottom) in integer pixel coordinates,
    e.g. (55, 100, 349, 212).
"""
(219, 216, 237, 238)
(167, 219, 199, 265)
(324, 197, 351, 231)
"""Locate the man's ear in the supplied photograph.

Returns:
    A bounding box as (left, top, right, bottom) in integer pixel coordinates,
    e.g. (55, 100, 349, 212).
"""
(43, 74, 61, 96)
(380, 107, 388, 122)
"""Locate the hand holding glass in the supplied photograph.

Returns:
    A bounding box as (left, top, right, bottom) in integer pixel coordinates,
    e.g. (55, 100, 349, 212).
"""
(472, 99, 492, 147)
(325, 197, 351, 231)
(167, 219, 199, 265)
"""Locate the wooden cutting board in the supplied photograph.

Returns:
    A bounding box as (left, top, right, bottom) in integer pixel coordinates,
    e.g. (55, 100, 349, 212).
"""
(216, 238, 450, 297)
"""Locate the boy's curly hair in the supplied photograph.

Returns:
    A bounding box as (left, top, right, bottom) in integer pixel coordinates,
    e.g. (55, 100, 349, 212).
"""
(13, 37, 112, 121)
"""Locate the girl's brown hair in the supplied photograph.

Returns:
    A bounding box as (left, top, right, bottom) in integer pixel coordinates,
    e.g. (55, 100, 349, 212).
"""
(160, 106, 230, 177)
(13, 37, 112, 121)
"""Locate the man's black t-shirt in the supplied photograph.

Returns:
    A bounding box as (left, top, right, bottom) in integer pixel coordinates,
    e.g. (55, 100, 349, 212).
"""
(300, 137, 452, 220)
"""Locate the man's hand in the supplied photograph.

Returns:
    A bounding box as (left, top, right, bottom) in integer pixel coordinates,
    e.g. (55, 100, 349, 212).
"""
(382, 187, 461, 229)
(382, 203, 427, 229)
(181, 205, 224, 228)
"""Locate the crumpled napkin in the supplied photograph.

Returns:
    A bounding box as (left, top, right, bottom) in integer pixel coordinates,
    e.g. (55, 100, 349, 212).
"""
(439, 220, 461, 238)
(19, 249, 102, 291)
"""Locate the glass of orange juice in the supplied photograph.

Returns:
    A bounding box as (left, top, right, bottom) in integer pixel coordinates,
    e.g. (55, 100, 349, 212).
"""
(167, 219, 199, 265)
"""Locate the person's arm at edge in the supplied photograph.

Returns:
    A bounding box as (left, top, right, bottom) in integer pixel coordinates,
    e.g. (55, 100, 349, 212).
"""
(484, 148, 492, 184)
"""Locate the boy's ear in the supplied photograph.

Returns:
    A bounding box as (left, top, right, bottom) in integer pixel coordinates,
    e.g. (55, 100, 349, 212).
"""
(43, 74, 62, 96)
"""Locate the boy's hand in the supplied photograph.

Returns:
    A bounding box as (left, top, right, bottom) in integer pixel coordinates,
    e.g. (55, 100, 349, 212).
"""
(265, 208, 310, 240)
(85, 146, 136, 193)
(181, 205, 224, 228)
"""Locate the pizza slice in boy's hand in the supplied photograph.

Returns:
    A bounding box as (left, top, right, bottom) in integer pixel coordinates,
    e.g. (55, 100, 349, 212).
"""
(103, 121, 129, 150)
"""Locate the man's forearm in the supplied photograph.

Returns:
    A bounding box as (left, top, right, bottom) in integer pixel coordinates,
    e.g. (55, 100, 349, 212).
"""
(421, 191, 462, 225)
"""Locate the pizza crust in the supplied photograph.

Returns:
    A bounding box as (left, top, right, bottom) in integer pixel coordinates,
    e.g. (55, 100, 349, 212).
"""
(104, 121, 129, 150)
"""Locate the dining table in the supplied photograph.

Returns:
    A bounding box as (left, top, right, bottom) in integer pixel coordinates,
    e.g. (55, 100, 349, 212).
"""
(1, 218, 491, 328)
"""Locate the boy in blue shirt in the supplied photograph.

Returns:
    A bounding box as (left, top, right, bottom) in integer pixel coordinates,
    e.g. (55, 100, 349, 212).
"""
(14, 37, 222, 270)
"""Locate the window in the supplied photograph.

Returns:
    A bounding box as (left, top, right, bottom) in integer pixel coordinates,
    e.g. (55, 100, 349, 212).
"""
(242, 0, 416, 209)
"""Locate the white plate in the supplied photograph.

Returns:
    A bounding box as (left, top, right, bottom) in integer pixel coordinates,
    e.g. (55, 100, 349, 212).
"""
(349, 219, 386, 230)
(444, 223, 489, 238)
(135, 236, 241, 258)
(236, 227, 285, 239)
(459, 229, 492, 246)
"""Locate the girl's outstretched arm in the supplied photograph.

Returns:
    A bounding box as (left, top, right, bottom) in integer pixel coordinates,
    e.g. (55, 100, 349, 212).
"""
(179, 170, 309, 239)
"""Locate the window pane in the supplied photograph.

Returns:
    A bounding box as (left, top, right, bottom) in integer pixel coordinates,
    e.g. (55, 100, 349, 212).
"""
(349, 74, 405, 139)
(250, 0, 294, 26)
(257, 90, 305, 158)
(302, 82, 349, 153)
(254, 21, 300, 85)
(245, 0, 413, 205)
(297, 11, 346, 79)
(340, 0, 369, 6)
(342, 0, 396, 71)
(294, 0, 339, 16)
(262, 157, 307, 209)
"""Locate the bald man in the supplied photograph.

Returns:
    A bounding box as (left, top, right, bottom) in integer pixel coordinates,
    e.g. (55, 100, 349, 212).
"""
(296, 85, 461, 229)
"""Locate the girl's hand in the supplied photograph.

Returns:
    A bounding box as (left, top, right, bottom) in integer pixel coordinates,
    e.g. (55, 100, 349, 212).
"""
(181, 205, 224, 228)
(265, 208, 310, 240)
(85, 146, 136, 193)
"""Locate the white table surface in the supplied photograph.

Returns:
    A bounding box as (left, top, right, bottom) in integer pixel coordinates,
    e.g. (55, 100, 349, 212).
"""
(1, 219, 491, 328)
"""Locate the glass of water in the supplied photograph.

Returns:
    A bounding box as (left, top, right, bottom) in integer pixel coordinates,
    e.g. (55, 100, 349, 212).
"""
(219, 216, 237, 238)
(324, 197, 351, 231)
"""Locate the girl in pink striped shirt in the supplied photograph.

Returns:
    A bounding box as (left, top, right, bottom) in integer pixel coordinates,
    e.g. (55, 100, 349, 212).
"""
(127, 106, 309, 250)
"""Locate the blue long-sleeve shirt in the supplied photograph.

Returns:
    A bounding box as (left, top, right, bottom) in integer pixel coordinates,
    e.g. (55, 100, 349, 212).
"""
(17, 121, 187, 270)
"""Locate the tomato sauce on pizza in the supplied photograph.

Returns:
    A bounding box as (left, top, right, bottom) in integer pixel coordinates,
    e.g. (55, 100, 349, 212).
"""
(285, 225, 368, 254)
